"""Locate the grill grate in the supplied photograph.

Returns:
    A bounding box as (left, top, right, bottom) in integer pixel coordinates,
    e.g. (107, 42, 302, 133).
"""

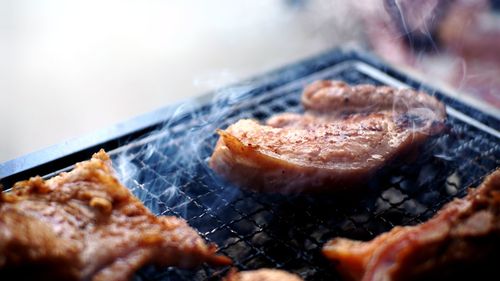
(106, 61, 499, 280)
(1, 49, 499, 281)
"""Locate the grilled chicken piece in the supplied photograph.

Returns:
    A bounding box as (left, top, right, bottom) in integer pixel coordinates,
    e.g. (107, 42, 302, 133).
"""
(0, 150, 230, 281)
(323, 169, 500, 281)
(223, 269, 303, 281)
(210, 81, 446, 193)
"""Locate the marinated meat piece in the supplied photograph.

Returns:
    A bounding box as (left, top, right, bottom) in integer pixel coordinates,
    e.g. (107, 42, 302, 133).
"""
(223, 269, 303, 281)
(0, 150, 230, 281)
(323, 169, 500, 281)
(210, 81, 446, 193)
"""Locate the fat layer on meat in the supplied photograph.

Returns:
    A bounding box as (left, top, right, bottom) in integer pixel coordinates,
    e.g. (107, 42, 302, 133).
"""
(0, 150, 230, 281)
(210, 81, 446, 193)
(223, 269, 304, 281)
(323, 169, 500, 281)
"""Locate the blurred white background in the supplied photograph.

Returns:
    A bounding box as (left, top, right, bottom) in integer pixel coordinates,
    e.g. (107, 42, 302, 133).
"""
(0, 0, 363, 162)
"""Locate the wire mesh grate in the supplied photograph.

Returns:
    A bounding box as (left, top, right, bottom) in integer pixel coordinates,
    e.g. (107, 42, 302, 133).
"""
(101, 63, 500, 281)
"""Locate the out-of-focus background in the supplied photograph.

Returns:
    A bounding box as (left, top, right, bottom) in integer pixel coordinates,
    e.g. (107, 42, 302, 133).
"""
(1, 0, 499, 163)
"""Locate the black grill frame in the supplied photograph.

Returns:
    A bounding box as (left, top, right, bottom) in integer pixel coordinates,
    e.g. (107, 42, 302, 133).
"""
(1, 48, 499, 281)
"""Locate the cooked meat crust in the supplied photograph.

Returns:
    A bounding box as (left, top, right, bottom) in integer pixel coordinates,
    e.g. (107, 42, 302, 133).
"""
(0, 150, 230, 281)
(210, 81, 446, 193)
(323, 169, 500, 281)
(223, 269, 303, 281)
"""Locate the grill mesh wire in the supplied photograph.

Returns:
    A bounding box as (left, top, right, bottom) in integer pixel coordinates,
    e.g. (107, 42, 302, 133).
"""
(107, 64, 499, 281)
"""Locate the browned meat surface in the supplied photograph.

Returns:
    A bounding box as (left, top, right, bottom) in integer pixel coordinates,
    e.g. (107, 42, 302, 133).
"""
(0, 150, 230, 281)
(223, 269, 303, 281)
(210, 81, 446, 193)
(323, 169, 500, 281)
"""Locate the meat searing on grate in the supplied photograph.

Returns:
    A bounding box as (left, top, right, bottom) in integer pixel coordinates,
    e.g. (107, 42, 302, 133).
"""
(223, 268, 304, 281)
(323, 169, 500, 281)
(0, 150, 231, 281)
(210, 80, 446, 193)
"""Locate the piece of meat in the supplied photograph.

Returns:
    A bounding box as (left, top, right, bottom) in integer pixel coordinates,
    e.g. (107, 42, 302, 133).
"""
(323, 168, 500, 281)
(223, 269, 303, 281)
(0, 150, 231, 281)
(210, 81, 446, 193)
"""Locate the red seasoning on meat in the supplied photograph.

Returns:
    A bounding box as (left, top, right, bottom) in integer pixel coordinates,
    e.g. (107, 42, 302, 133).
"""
(323, 169, 500, 281)
(210, 81, 446, 193)
(0, 150, 230, 281)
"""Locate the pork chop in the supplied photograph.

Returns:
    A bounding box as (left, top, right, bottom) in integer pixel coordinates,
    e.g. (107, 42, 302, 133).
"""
(0, 150, 230, 281)
(210, 81, 446, 193)
(223, 269, 303, 281)
(323, 169, 500, 281)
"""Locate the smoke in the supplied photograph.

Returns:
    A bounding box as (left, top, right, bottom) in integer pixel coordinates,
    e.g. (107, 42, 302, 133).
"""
(111, 74, 257, 218)
(105, 0, 496, 219)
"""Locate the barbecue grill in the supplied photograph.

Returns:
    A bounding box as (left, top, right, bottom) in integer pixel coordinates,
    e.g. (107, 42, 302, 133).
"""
(1, 48, 499, 281)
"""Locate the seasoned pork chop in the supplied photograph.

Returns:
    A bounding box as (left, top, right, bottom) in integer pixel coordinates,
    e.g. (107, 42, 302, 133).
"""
(323, 169, 500, 281)
(0, 150, 230, 281)
(210, 81, 446, 193)
(223, 269, 303, 281)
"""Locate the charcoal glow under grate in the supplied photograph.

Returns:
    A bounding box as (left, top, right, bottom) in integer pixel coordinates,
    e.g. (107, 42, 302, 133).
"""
(1, 49, 499, 281)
